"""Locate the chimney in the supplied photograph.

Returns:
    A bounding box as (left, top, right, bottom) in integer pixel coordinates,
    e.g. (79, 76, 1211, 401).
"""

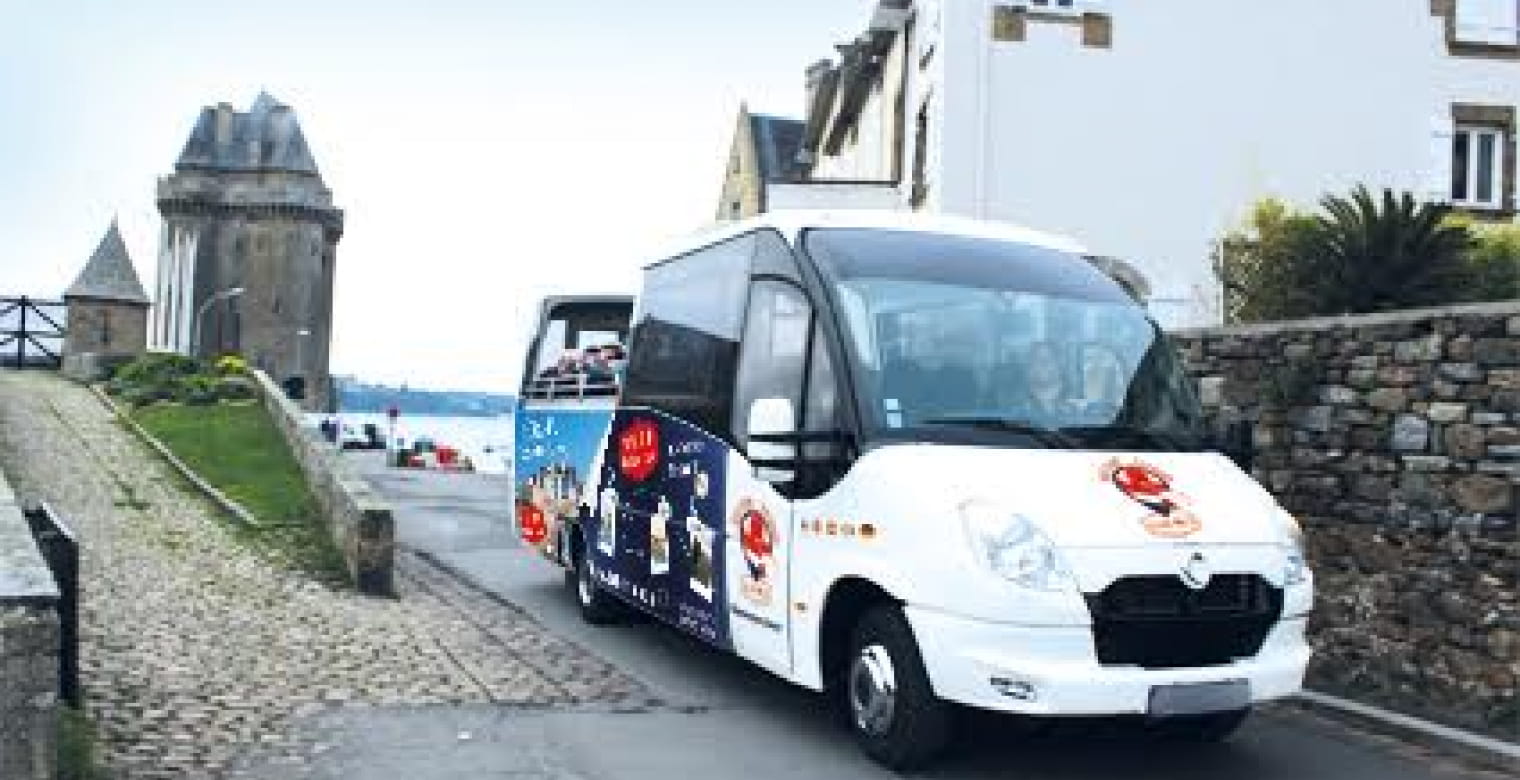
(269, 105, 293, 162)
(805, 59, 833, 118)
(214, 102, 234, 146)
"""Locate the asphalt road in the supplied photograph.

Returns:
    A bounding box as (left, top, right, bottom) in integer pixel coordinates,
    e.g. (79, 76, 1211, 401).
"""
(306, 455, 1497, 780)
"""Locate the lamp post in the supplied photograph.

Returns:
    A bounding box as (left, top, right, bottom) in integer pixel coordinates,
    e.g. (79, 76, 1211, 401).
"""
(192, 287, 245, 358)
(294, 327, 311, 377)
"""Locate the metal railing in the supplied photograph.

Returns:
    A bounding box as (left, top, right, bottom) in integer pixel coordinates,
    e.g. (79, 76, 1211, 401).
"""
(0, 296, 66, 369)
(23, 502, 80, 707)
(522, 373, 621, 402)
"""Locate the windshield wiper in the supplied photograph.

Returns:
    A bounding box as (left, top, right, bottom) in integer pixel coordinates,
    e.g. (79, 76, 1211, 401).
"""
(920, 416, 1079, 448)
(1058, 424, 1195, 452)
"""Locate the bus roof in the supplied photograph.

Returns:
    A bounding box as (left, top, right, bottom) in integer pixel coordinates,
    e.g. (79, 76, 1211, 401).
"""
(642, 210, 1090, 270)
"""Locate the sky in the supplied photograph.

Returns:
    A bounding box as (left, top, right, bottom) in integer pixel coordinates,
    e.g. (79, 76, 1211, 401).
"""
(0, 0, 875, 392)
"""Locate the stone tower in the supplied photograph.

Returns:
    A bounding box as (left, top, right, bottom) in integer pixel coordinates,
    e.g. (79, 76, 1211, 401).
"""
(62, 220, 150, 380)
(152, 91, 344, 411)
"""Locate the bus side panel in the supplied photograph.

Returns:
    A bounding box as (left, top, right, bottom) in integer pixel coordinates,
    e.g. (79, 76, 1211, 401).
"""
(513, 405, 616, 565)
(590, 408, 732, 650)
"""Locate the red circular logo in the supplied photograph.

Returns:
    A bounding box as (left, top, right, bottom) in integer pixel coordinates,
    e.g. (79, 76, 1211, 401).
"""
(518, 504, 548, 546)
(740, 509, 773, 559)
(618, 419, 660, 483)
(1112, 463, 1170, 498)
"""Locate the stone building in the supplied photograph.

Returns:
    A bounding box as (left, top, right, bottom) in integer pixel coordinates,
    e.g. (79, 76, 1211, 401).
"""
(152, 92, 344, 410)
(715, 105, 808, 222)
(61, 220, 150, 380)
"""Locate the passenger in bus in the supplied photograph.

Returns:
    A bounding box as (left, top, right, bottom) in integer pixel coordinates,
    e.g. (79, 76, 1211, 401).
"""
(1021, 341, 1084, 423)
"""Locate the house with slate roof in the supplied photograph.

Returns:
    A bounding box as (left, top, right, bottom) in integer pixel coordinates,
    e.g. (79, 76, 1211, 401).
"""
(728, 0, 1520, 328)
(62, 220, 150, 379)
(153, 91, 343, 410)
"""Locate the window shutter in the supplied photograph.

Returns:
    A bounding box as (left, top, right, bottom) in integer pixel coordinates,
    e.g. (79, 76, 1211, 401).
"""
(1426, 116, 1456, 205)
(1455, 0, 1518, 45)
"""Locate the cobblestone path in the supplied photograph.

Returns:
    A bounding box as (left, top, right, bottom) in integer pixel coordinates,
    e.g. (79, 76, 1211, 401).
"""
(0, 370, 652, 778)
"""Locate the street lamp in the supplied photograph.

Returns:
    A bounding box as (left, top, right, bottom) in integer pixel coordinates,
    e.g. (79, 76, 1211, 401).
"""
(192, 287, 245, 358)
(294, 328, 311, 376)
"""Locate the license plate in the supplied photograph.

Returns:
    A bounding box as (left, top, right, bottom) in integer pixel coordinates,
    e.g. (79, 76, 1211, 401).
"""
(1148, 680, 1250, 716)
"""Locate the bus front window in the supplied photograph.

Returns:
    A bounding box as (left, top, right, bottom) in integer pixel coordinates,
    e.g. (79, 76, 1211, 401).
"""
(806, 229, 1204, 452)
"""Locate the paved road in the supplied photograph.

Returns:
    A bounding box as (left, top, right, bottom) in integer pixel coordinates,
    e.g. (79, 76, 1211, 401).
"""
(308, 455, 1498, 780)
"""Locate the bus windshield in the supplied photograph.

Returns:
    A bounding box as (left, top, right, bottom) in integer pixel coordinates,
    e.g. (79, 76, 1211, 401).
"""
(803, 228, 1206, 451)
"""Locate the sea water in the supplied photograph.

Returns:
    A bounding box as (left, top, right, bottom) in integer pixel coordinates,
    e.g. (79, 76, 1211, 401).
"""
(305, 412, 514, 474)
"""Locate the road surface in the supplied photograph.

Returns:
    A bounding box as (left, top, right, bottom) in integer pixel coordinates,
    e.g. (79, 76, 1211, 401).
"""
(294, 455, 1500, 780)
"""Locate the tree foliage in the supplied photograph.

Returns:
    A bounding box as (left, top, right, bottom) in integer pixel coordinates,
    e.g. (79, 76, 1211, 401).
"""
(1214, 186, 1520, 324)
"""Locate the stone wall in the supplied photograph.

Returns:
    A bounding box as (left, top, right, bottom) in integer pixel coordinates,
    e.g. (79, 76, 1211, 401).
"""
(1175, 301, 1520, 738)
(0, 471, 59, 779)
(251, 369, 394, 596)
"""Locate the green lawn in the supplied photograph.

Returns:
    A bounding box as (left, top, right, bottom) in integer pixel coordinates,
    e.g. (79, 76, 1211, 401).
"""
(133, 402, 348, 584)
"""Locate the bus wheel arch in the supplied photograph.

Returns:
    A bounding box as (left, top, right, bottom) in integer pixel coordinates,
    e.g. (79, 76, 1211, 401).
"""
(819, 577, 900, 698)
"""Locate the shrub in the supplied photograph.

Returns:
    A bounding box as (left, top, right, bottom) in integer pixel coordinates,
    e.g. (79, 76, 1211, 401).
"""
(217, 376, 259, 401)
(215, 354, 249, 376)
(1215, 187, 1514, 323)
(111, 352, 203, 389)
(1446, 215, 1520, 300)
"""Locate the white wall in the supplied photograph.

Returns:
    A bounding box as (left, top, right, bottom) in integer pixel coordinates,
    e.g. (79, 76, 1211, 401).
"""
(928, 0, 1520, 328)
(769, 182, 903, 210)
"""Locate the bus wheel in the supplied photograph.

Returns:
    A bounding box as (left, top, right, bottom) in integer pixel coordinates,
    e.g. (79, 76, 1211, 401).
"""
(845, 605, 953, 770)
(569, 535, 623, 625)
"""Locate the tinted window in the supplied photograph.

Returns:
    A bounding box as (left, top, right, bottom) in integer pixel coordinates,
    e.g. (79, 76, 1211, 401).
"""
(805, 228, 1204, 452)
(624, 234, 754, 438)
(640, 234, 753, 339)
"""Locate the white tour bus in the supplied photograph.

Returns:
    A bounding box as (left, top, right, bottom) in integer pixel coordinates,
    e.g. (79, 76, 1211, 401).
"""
(513, 211, 1311, 769)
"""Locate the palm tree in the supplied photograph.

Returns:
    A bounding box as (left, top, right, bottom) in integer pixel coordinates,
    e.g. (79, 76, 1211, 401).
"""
(1300, 186, 1473, 315)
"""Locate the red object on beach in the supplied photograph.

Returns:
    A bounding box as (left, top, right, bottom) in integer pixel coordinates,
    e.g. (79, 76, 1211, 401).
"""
(437, 446, 457, 466)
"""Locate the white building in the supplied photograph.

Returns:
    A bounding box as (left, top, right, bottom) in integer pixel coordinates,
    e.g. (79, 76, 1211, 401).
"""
(726, 0, 1520, 327)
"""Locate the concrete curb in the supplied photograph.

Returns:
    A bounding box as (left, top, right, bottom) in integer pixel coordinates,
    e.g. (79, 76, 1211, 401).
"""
(88, 385, 261, 528)
(1290, 690, 1519, 774)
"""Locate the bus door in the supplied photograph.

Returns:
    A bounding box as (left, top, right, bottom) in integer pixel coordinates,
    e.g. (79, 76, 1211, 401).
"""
(725, 273, 847, 678)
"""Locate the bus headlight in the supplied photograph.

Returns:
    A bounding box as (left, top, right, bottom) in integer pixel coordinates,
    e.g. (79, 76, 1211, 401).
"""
(959, 500, 1071, 592)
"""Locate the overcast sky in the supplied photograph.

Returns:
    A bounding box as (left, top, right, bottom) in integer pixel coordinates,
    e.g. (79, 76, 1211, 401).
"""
(0, 0, 873, 391)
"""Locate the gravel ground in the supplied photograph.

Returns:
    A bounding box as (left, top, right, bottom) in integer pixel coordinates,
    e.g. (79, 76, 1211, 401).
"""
(0, 370, 652, 779)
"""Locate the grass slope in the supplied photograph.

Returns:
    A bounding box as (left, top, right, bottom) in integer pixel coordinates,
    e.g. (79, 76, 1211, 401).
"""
(134, 401, 348, 585)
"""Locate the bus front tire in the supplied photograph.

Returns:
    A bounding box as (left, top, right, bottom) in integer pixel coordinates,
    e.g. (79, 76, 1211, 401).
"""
(569, 536, 623, 625)
(844, 605, 953, 770)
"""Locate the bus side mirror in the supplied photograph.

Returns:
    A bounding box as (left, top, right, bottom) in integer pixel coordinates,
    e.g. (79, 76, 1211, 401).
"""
(747, 397, 798, 485)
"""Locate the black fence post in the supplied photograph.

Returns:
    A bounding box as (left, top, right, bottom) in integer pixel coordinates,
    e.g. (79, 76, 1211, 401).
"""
(17, 295, 27, 369)
(23, 502, 80, 708)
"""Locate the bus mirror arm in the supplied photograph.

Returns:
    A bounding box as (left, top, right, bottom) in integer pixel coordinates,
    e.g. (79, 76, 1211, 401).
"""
(1209, 419, 1255, 473)
(747, 398, 798, 484)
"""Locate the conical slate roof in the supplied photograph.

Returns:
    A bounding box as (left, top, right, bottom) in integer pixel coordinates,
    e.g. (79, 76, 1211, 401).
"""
(174, 91, 322, 175)
(64, 221, 150, 305)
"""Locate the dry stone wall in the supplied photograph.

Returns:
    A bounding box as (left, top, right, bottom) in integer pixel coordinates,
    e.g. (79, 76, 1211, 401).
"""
(1175, 301, 1520, 738)
(252, 370, 395, 596)
(0, 471, 58, 780)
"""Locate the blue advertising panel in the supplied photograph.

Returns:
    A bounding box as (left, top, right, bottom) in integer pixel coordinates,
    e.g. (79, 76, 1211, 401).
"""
(588, 409, 732, 650)
(514, 406, 615, 560)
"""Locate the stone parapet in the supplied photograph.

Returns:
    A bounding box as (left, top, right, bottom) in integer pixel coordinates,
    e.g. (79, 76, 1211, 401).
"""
(251, 370, 394, 596)
(0, 471, 59, 780)
(1176, 303, 1520, 738)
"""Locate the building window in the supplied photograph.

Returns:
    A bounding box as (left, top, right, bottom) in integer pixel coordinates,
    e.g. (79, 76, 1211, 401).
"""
(1443, 104, 1517, 215)
(1453, 125, 1506, 209)
(1437, 0, 1520, 52)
